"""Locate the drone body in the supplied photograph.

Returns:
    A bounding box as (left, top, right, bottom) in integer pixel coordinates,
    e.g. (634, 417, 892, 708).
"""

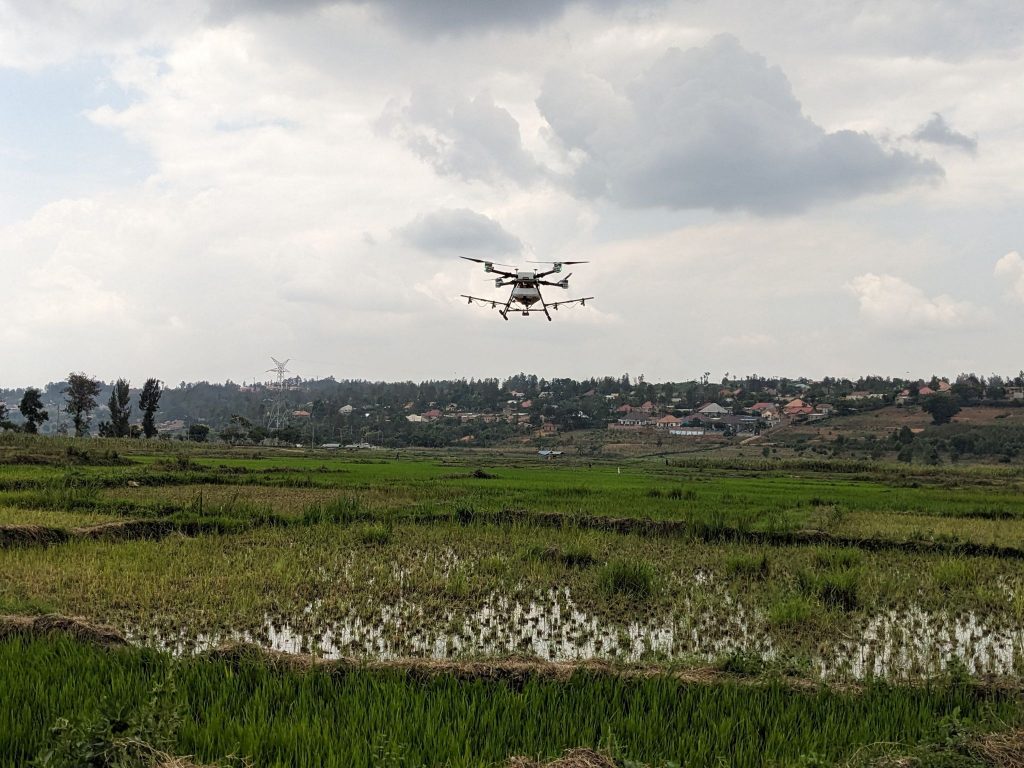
(459, 257, 594, 321)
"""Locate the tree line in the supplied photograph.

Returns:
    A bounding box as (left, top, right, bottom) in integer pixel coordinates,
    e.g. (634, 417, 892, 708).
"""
(0, 374, 163, 438)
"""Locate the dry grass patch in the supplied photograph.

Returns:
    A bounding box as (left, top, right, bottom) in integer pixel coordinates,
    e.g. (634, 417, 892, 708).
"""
(506, 749, 617, 767)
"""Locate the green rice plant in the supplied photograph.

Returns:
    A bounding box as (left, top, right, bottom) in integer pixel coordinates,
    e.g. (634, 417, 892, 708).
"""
(6, 635, 1021, 768)
(301, 496, 362, 525)
(597, 558, 655, 599)
(524, 540, 597, 569)
(356, 522, 393, 546)
(933, 559, 975, 593)
(667, 487, 696, 501)
(769, 594, 820, 631)
(445, 568, 469, 598)
(724, 552, 770, 580)
(811, 547, 863, 570)
(814, 569, 861, 612)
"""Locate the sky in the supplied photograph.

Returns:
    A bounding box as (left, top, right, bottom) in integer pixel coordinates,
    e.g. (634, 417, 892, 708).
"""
(1, 0, 1022, 388)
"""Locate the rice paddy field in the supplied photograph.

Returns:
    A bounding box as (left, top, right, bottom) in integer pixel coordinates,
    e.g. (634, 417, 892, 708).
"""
(2, 434, 1024, 766)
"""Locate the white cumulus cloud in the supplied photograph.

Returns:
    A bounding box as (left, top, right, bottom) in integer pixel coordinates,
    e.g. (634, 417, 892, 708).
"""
(995, 251, 1024, 302)
(848, 273, 989, 328)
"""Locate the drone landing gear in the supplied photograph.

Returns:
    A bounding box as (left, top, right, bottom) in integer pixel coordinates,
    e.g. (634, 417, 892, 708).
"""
(538, 295, 553, 321)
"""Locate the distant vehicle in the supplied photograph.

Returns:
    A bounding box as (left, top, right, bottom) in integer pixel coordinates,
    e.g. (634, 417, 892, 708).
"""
(459, 257, 593, 321)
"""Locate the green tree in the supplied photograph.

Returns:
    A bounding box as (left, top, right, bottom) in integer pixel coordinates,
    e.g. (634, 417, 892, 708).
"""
(107, 378, 132, 437)
(64, 373, 102, 437)
(0, 402, 16, 431)
(188, 423, 210, 442)
(18, 387, 49, 433)
(921, 395, 961, 425)
(139, 378, 162, 438)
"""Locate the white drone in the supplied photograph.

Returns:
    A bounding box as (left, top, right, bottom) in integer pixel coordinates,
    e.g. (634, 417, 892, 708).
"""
(460, 257, 594, 321)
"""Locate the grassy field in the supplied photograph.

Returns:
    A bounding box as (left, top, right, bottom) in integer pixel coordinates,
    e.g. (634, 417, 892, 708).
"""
(2, 435, 1023, 765)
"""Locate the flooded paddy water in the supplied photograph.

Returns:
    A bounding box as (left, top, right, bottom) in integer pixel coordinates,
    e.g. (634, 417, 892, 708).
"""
(129, 584, 1024, 681)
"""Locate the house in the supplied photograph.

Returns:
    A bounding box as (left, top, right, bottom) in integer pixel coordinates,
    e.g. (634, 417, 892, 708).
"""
(669, 428, 706, 437)
(783, 398, 814, 417)
(750, 402, 778, 416)
(421, 408, 443, 421)
(844, 391, 884, 400)
(896, 389, 913, 406)
(918, 386, 936, 397)
(338, 404, 354, 415)
(1006, 386, 1024, 401)
(405, 414, 424, 423)
(639, 400, 655, 412)
(655, 415, 683, 429)
(520, 399, 534, 409)
(697, 402, 729, 416)
(816, 403, 835, 415)
(538, 422, 558, 435)
(291, 410, 311, 418)
(937, 380, 951, 392)
(612, 412, 655, 428)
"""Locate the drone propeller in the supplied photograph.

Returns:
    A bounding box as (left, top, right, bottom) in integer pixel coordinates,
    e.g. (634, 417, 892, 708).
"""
(460, 256, 518, 268)
(526, 260, 589, 265)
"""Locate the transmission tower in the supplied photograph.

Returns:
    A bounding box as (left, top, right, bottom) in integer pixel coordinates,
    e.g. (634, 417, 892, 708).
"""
(264, 357, 292, 431)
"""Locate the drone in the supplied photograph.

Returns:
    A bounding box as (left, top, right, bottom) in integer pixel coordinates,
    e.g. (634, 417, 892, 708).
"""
(459, 257, 594, 321)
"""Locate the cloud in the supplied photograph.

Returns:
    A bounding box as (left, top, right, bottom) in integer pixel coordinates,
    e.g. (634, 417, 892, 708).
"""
(910, 113, 977, 154)
(995, 251, 1024, 302)
(537, 35, 943, 214)
(400, 208, 522, 255)
(378, 87, 541, 185)
(847, 273, 988, 328)
(209, 0, 642, 34)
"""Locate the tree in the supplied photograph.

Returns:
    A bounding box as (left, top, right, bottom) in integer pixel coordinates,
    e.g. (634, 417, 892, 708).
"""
(188, 423, 210, 442)
(139, 378, 162, 438)
(107, 378, 132, 437)
(0, 402, 16, 431)
(921, 395, 961, 425)
(64, 373, 102, 437)
(18, 387, 49, 433)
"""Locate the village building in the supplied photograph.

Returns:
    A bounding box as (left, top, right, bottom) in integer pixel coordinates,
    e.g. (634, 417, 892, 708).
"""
(696, 402, 729, 416)
(783, 398, 814, 417)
